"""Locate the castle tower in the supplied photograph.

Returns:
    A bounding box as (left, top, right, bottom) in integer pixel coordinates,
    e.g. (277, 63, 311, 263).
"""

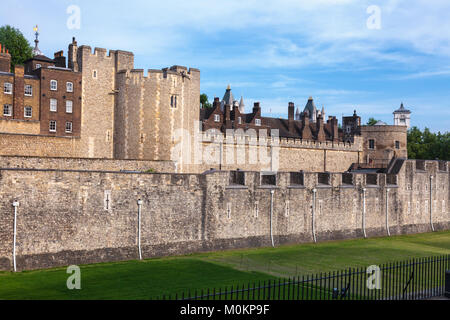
(393, 103, 411, 129)
(114, 66, 200, 171)
(76, 44, 134, 159)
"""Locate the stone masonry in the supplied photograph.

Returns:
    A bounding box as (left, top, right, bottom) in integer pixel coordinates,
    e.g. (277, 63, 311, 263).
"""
(0, 159, 447, 271)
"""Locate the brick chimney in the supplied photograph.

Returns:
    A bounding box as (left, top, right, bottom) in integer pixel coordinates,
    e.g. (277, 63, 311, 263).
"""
(253, 102, 260, 112)
(54, 50, 66, 68)
(331, 116, 339, 142)
(68, 37, 78, 72)
(13, 65, 25, 118)
(288, 102, 295, 134)
(301, 112, 312, 140)
(316, 114, 326, 142)
(0, 43, 11, 73)
(225, 103, 232, 129)
(213, 97, 220, 109)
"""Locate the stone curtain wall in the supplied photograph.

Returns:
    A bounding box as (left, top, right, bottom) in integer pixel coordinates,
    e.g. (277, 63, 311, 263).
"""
(0, 160, 448, 271)
(0, 155, 174, 172)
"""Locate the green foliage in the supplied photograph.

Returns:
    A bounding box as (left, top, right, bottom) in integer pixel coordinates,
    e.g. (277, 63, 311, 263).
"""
(145, 168, 156, 173)
(0, 25, 33, 71)
(366, 117, 380, 126)
(407, 126, 450, 160)
(0, 231, 447, 299)
(200, 93, 212, 108)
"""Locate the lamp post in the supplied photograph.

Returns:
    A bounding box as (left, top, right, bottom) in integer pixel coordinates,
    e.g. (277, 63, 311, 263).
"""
(362, 188, 367, 239)
(12, 200, 19, 272)
(312, 188, 317, 243)
(137, 199, 143, 260)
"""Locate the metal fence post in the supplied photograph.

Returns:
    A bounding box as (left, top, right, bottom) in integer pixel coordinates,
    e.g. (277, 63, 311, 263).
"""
(445, 270, 450, 298)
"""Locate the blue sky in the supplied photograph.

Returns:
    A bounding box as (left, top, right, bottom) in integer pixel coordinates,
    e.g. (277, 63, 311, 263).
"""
(2, 0, 450, 132)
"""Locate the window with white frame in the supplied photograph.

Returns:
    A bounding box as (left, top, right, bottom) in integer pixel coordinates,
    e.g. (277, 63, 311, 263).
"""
(49, 120, 56, 132)
(50, 99, 57, 112)
(238, 117, 242, 124)
(214, 114, 220, 122)
(24, 85, 33, 96)
(3, 104, 12, 116)
(24, 106, 32, 118)
(66, 100, 73, 113)
(35, 64, 41, 69)
(255, 119, 261, 126)
(4, 82, 12, 94)
(50, 80, 57, 91)
(65, 122, 73, 133)
(66, 82, 73, 93)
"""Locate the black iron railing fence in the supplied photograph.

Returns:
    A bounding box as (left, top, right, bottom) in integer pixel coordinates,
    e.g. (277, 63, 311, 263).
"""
(155, 255, 449, 300)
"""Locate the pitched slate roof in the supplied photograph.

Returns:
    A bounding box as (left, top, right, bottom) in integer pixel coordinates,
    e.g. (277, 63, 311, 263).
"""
(222, 85, 234, 107)
(303, 97, 317, 116)
(393, 103, 411, 114)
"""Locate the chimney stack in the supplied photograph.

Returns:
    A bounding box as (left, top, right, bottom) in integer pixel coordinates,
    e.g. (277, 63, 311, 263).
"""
(316, 114, 326, 142)
(68, 37, 78, 71)
(0, 43, 12, 73)
(54, 50, 66, 68)
(301, 112, 312, 140)
(288, 102, 295, 134)
(213, 97, 220, 109)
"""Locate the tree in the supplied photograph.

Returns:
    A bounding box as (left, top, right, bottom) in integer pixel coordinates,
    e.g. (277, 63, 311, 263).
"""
(366, 117, 380, 126)
(0, 25, 33, 71)
(200, 93, 212, 108)
(407, 126, 450, 160)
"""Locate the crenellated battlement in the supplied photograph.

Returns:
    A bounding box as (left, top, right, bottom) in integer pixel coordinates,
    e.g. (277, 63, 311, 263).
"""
(117, 65, 199, 81)
(200, 131, 362, 152)
(77, 45, 134, 59)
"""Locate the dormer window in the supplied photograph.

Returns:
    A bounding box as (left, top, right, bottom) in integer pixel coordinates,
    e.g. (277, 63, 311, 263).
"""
(255, 119, 261, 126)
(214, 114, 220, 122)
(50, 80, 57, 91)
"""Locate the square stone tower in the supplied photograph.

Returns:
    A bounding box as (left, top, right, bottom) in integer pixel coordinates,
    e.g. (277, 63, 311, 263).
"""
(393, 103, 411, 129)
(70, 39, 134, 158)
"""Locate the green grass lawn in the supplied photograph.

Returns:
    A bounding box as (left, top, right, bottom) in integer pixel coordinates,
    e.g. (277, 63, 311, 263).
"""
(0, 231, 449, 300)
(197, 231, 450, 277)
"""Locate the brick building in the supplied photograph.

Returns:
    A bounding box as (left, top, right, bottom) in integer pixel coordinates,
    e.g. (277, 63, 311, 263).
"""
(0, 29, 81, 138)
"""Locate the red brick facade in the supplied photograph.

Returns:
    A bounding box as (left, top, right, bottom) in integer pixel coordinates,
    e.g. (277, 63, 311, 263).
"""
(0, 46, 82, 137)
